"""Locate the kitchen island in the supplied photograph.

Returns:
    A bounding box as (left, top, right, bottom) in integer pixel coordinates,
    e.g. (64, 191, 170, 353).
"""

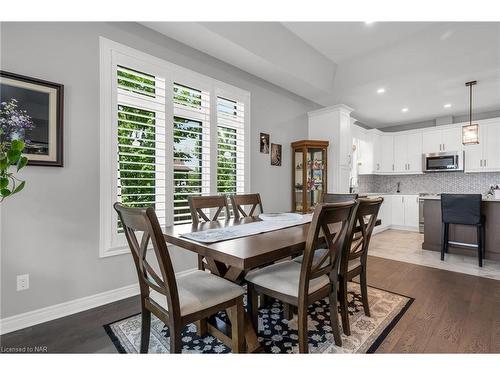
(422, 196, 500, 261)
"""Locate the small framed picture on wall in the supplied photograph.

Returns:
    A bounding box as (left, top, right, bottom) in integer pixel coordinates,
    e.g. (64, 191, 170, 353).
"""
(260, 132, 270, 154)
(0, 71, 64, 167)
(271, 143, 282, 166)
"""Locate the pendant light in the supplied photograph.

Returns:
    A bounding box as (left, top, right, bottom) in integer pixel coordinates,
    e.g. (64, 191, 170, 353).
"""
(462, 80, 479, 145)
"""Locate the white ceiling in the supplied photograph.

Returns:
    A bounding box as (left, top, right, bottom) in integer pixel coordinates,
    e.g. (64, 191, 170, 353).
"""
(142, 22, 500, 128)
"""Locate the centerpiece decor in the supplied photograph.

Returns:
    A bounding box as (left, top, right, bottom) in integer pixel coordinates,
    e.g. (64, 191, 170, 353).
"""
(0, 99, 34, 202)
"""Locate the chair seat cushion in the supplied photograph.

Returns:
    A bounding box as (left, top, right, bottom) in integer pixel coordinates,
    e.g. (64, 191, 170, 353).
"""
(292, 248, 328, 264)
(149, 270, 244, 317)
(245, 260, 330, 298)
(293, 248, 361, 272)
(347, 258, 361, 272)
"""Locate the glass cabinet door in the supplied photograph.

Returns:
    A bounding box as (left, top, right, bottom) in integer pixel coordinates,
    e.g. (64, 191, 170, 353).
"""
(294, 149, 304, 212)
(291, 140, 328, 213)
(307, 148, 325, 210)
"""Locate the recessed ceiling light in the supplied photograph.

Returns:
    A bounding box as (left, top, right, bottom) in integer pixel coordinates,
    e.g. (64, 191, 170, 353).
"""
(401, 107, 409, 113)
(377, 88, 386, 94)
(365, 21, 375, 25)
(444, 103, 452, 108)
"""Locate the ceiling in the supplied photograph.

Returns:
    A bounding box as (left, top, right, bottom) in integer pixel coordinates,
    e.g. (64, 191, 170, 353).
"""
(142, 22, 500, 128)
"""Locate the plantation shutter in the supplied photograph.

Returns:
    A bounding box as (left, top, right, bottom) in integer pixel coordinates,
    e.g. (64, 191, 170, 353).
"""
(116, 65, 166, 231)
(216, 96, 245, 196)
(172, 83, 211, 224)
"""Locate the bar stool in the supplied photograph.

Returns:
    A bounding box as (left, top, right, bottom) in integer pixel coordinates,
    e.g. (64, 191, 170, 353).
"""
(441, 194, 485, 267)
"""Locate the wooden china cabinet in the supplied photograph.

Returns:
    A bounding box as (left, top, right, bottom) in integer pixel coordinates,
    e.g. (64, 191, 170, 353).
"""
(291, 140, 329, 213)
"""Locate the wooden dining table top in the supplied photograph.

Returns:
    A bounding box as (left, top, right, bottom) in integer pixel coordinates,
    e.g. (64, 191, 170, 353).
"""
(163, 216, 381, 271)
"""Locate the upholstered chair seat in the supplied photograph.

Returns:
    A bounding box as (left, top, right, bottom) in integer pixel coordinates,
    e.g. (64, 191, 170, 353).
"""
(245, 260, 330, 298)
(150, 270, 244, 316)
(293, 248, 361, 272)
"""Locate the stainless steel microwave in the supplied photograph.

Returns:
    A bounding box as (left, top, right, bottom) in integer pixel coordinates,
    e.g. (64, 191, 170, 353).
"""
(422, 151, 464, 172)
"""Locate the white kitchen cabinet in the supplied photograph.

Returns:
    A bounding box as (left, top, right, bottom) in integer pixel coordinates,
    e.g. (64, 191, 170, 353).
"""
(391, 195, 405, 226)
(441, 127, 462, 152)
(465, 121, 500, 172)
(391, 195, 419, 229)
(422, 126, 462, 154)
(404, 195, 419, 228)
(483, 122, 500, 171)
(379, 135, 394, 173)
(393, 134, 407, 173)
(406, 133, 423, 173)
(353, 125, 374, 175)
(370, 194, 392, 234)
(394, 133, 422, 173)
(372, 132, 381, 173)
(422, 129, 442, 154)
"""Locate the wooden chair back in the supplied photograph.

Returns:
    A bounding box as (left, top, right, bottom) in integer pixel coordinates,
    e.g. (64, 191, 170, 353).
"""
(188, 195, 230, 225)
(299, 200, 359, 301)
(230, 193, 264, 219)
(322, 193, 358, 203)
(340, 197, 383, 274)
(114, 203, 180, 320)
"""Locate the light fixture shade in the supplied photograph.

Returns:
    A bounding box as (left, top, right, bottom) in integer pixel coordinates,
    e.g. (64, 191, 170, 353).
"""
(462, 124, 479, 145)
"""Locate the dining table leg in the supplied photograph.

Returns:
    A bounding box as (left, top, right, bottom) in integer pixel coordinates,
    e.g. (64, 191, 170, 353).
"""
(202, 257, 262, 353)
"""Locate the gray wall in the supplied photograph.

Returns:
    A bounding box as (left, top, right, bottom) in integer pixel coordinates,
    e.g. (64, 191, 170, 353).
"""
(0, 22, 318, 318)
(358, 172, 500, 195)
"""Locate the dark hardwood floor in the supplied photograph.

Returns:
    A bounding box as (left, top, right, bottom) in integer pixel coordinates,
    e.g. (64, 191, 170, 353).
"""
(1, 256, 500, 353)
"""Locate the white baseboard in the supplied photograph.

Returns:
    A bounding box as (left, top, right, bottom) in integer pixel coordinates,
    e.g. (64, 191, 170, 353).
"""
(0, 267, 197, 336)
(373, 225, 419, 235)
(389, 225, 420, 232)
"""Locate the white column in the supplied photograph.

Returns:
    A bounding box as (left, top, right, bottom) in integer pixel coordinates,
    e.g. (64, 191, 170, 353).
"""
(308, 104, 354, 193)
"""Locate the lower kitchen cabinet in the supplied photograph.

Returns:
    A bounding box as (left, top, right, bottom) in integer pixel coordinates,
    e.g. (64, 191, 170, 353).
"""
(391, 195, 419, 230)
(376, 195, 392, 232)
(367, 194, 418, 233)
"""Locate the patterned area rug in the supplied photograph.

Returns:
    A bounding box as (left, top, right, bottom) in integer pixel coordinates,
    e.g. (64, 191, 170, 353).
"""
(104, 283, 413, 353)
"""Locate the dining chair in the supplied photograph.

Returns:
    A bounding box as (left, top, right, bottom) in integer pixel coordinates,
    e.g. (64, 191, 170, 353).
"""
(188, 195, 231, 225)
(245, 200, 359, 352)
(230, 193, 264, 219)
(322, 193, 358, 203)
(338, 197, 383, 335)
(188, 195, 231, 270)
(114, 203, 245, 353)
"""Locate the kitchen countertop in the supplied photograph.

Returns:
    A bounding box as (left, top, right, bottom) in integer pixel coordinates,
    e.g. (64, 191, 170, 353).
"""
(420, 195, 500, 202)
(360, 192, 500, 202)
(360, 192, 417, 196)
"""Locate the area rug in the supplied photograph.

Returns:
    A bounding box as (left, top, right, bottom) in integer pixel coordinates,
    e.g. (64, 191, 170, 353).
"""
(104, 283, 413, 353)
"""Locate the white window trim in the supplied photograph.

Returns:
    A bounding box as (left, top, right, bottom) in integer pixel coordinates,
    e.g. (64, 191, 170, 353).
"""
(99, 37, 251, 257)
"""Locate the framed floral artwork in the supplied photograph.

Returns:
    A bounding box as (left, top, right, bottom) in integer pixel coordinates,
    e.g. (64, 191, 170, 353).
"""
(0, 71, 64, 166)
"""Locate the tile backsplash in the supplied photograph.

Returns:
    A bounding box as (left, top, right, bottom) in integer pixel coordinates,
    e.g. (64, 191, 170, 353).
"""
(358, 172, 500, 195)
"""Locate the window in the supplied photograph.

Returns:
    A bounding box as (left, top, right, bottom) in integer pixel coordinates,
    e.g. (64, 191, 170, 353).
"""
(217, 97, 245, 196)
(116, 66, 166, 232)
(100, 38, 250, 257)
(172, 83, 211, 224)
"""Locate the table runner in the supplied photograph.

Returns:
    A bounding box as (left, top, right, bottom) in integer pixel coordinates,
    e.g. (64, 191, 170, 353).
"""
(180, 213, 313, 243)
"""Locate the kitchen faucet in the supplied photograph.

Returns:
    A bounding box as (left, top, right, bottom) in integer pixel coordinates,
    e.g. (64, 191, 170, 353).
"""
(397, 182, 401, 193)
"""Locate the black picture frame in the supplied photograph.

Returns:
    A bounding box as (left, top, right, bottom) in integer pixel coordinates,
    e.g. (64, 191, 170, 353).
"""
(260, 132, 270, 154)
(0, 70, 64, 167)
(271, 143, 282, 166)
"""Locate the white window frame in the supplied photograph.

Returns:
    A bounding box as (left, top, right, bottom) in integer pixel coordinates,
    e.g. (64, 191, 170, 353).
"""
(99, 37, 251, 257)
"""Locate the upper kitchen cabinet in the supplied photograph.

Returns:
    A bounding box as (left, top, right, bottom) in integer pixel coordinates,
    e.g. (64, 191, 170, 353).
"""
(378, 134, 395, 173)
(394, 132, 422, 173)
(353, 126, 377, 175)
(465, 120, 500, 172)
(422, 126, 462, 154)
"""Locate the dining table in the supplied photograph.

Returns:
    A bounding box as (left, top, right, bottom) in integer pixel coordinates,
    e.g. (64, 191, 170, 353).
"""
(162, 214, 381, 353)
